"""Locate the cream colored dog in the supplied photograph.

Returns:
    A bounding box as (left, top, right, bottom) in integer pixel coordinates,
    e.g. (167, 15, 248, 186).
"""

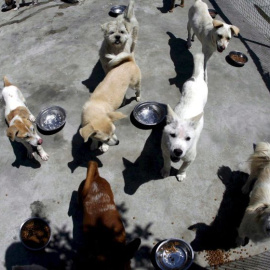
(99, 0, 138, 74)
(237, 142, 270, 245)
(2, 77, 49, 161)
(187, 0, 239, 82)
(80, 52, 141, 152)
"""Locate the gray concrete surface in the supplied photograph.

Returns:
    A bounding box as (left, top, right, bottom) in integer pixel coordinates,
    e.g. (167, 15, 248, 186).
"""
(0, 0, 270, 269)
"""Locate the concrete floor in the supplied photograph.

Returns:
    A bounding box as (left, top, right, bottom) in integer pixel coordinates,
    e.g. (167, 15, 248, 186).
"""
(0, 0, 270, 269)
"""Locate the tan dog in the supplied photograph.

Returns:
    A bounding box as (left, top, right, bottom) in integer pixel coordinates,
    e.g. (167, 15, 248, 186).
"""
(237, 142, 270, 245)
(80, 52, 141, 152)
(78, 161, 141, 269)
(99, 0, 138, 74)
(2, 77, 49, 161)
(169, 0, 184, 12)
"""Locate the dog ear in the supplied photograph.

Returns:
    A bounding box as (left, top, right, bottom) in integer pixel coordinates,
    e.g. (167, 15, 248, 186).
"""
(6, 126, 19, 141)
(253, 143, 257, 152)
(79, 124, 96, 143)
(101, 22, 109, 32)
(213, 19, 224, 29)
(188, 112, 203, 128)
(166, 104, 178, 124)
(124, 238, 141, 260)
(255, 204, 269, 213)
(108, 111, 127, 122)
(230, 25, 240, 36)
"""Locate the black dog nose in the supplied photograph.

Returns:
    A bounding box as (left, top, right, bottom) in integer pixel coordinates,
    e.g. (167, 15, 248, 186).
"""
(174, 149, 183, 157)
(115, 140, 119, 145)
(115, 35, 120, 40)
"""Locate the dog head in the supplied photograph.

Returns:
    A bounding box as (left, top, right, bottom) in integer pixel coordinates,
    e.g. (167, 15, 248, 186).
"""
(6, 108, 43, 147)
(163, 105, 203, 162)
(79, 111, 126, 146)
(101, 20, 130, 49)
(212, 20, 239, 53)
(253, 204, 270, 237)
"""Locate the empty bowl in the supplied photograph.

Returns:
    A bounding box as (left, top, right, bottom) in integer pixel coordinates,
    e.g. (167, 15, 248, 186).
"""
(36, 106, 66, 132)
(155, 238, 194, 270)
(20, 217, 51, 251)
(228, 51, 248, 66)
(133, 101, 166, 126)
(110, 5, 126, 15)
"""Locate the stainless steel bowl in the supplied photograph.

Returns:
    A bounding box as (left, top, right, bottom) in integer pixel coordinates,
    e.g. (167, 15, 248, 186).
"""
(20, 217, 51, 251)
(36, 106, 66, 132)
(228, 51, 248, 66)
(133, 102, 166, 126)
(110, 5, 126, 15)
(155, 238, 194, 270)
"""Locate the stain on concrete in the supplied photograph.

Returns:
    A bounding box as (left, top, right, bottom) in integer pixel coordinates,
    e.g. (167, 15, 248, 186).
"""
(45, 26, 68, 36)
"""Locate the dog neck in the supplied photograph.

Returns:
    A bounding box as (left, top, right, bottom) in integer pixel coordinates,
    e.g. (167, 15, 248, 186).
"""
(6, 106, 29, 125)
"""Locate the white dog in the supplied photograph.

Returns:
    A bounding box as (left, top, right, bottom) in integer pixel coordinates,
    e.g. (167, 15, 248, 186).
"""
(187, 0, 239, 82)
(99, 0, 138, 74)
(161, 53, 208, 181)
(237, 142, 270, 245)
(2, 77, 49, 161)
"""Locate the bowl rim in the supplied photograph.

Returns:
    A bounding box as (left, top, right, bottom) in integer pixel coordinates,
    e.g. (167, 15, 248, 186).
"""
(155, 238, 194, 270)
(36, 105, 66, 131)
(110, 5, 127, 13)
(228, 50, 248, 65)
(19, 217, 52, 251)
(133, 101, 166, 126)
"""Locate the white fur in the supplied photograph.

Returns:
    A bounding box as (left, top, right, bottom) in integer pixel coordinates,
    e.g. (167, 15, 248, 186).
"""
(161, 53, 208, 181)
(237, 142, 270, 245)
(187, 0, 239, 82)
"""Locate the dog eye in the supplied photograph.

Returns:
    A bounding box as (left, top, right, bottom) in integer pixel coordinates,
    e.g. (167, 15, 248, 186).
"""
(109, 31, 114, 35)
(185, 136, 191, 141)
(227, 37, 231, 40)
(25, 135, 30, 139)
(170, 133, 176, 138)
(218, 34, 222, 39)
(120, 31, 125, 34)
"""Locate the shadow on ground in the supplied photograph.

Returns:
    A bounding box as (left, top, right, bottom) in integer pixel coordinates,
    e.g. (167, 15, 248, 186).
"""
(167, 31, 194, 92)
(189, 166, 250, 251)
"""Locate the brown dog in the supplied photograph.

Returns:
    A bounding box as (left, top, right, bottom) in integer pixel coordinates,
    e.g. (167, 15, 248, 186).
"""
(78, 161, 141, 269)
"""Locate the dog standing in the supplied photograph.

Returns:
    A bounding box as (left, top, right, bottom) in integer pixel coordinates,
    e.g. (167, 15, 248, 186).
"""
(78, 161, 141, 269)
(161, 53, 207, 181)
(80, 52, 141, 152)
(187, 0, 239, 82)
(237, 142, 270, 245)
(2, 77, 49, 161)
(99, 0, 138, 74)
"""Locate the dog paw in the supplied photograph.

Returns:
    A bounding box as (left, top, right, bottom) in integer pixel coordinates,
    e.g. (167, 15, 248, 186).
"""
(29, 115, 36, 122)
(40, 151, 49, 161)
(186, 41, 192, 49)
(99, 144, 109, 152)
(161, 168, 170, 178)
(176, 173, 186, 182)
(136, 96, 141, 102)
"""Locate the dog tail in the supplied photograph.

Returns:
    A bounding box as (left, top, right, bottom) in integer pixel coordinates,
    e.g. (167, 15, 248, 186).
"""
(123, 0, 135, 22)
(3, 76, 12, 87)
(106, 52, 134, 68)
(192, 53, 205, 81)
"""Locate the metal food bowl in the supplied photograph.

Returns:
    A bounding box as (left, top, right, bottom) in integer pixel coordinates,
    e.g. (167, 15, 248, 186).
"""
(208, 9, 218, 18)
(36, 106, 66, 132)
(155, 238, 194, 270)
(20, 217, 51, 251)
(228, 51, 248, 66)
(110, 5, 126, 15)
(133, 101, 166, 126)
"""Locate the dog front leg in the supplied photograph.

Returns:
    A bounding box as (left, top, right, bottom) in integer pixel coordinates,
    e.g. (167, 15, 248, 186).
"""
(37, 145, 49, 161)
(180, 0, 184, 7)
(241, 175, 254, 194)
(161, 137, 171, 178)
(187, 22, 192, 48)
(169, 0, 176, 12)
(21, 141, 35, 159)
(134, 80, 141, 102)
(176, 160, 192, 181)
(90, 139, 99, 151)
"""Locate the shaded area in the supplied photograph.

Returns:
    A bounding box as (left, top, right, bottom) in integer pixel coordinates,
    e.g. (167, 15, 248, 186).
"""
(122, 122, 165, 195)
(189, 166, 249, 251)
(81, 60, 105, 93)
(167, 32, 194, 92)
(157, 0, 173, 13)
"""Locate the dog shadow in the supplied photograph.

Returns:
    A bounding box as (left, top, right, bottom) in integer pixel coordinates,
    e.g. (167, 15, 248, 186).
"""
(167, 31, 194, 92)
(9, 140, 41, 169)
(122, 122, 165, 195)
(81, 60, 105, 93)
(157, 0, 173, 13)
(189, 166, 250, 251)
(67, 126, 103, 173)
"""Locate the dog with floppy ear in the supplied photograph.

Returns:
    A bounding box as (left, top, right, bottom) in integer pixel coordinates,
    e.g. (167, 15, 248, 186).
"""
(78, 161, 141, 269)
(161, 53, 207, 181)
(237, 142, 270, 246)
(187, 0, 239, 82)
(2, 76, 49, 161)
(80, 52, 141, 152)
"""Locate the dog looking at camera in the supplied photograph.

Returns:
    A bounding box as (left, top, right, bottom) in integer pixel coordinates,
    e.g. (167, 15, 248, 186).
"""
(78, 161, 141, 269)
(187, 0, 239, 82)
(99, 0, 138, 74)
(161, 53, 207, 182)
(80, 52, 141, 153)
(237, 142, 270, 246)
(2, 77, 49, 161)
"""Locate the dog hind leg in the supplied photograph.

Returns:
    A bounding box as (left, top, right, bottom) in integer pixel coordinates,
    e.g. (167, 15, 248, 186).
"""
(187, 22, 193, 48)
